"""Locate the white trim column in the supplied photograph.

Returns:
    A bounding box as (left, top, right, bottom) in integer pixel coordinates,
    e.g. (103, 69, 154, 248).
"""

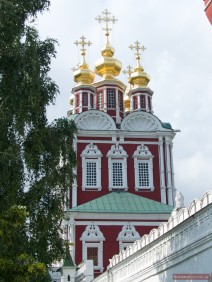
(165, 136, 174, 206)
(103, 87, 107, 112)
(79, 90, 82, 113)
(116, 88, 121, 124)
(69, 218, 76, 262)
(88, 91, 91, 110)
(170, 142, 176, 206)
(159, 137, 166, 204)
(137, 94, 141, 109)
(145, 95, 149, 112)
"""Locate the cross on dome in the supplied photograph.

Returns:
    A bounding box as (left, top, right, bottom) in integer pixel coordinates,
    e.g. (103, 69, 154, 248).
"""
(123, 65, 133, 78)
(129, 41, 146, 69)
(95, 9, 118, 42)
(74, 35, 92, 66)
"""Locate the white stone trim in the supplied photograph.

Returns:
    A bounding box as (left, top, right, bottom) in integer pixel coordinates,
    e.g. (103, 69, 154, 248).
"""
(107, 144, 128, 190)
(158, 137, 166, 204)
(75, 110, 116, 130)
(80, 223, 105, 272)
(92, 191, 212, 282)
(165, 136, 174, 206)
(117, 223, 141, 251)
(81, 143, 102, 191)
(133, 144, 154, 191)
(75, 221, 164, 226)
(121, 112, 165, 131)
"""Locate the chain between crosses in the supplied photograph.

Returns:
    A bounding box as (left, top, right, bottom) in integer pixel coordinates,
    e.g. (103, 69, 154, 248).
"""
(129, 41, 146, 68)
(95, 9, 118, 41)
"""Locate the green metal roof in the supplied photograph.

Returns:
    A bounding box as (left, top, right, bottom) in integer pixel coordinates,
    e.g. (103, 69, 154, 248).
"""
(161, 121, 172, 129)
(68, 191, 174, 214)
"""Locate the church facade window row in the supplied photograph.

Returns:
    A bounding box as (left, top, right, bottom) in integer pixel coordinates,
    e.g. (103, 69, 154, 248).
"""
(80, 143, 154, 191)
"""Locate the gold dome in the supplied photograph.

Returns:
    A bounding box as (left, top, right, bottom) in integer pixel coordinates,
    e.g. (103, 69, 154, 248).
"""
(73, 36, 95, 85)
(129, 41, 150, 88)
(129, 66, 150, 88)
(124, 91, 131, 112)
(74, 65, 95, 85)
(94, 41, 122, 79)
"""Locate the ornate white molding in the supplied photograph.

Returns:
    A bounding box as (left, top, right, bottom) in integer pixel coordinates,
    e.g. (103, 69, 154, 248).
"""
(81, 143, 102, 191)
(132, 144, 153, 159)
(117, 223, 140, 251)
(75, 110, 116, 130)
(121, 112, 163, 131)
(80, 223, 105, 242)
(107, 144, 128, 190)
(81, 143, 102, 158)
(107, 144, 128, 158)
(133, 145, 154, 191)
(80, 223, 105, 272)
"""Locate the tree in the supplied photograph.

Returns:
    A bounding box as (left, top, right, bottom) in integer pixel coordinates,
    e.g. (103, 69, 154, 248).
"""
(0, 1, 76, 281)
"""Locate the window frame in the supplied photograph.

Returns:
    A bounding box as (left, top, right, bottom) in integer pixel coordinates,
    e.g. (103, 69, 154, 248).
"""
(107, 144, 128, 191)
(81, 144, 102, 191)
(133, 144, 154, 191)
(80, 223, 105, 272)
(107, 89, 115, 108)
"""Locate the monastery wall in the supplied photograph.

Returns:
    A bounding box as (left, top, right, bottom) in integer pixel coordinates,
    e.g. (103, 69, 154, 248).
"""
(93, 191, 212, 282)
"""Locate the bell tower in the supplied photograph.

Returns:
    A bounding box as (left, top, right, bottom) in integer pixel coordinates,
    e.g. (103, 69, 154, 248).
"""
(66, 9, 178, 276)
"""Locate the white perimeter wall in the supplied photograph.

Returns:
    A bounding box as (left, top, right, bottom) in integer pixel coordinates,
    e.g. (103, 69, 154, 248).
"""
(93, 192, 212, 282)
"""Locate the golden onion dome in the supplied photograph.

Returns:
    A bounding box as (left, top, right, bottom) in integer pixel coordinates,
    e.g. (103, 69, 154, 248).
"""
(73, 64, 95, 85)
(124, 91, 131, 112)
(129, 65, 150, 88)
(94, 41, 122, 79)
(129, 41, 150, 88)
(73, 36, 95, 85)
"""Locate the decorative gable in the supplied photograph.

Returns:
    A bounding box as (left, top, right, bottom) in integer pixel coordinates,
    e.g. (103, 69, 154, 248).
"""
(75, 110, 116, 130)
(133, 144, 153, 159)
(80, 223, 105, 241)
(117, 223, 140, 242)
(107, 144, 128, 158)
(81, 143, 102, 158)
(121, 112, 163, 131)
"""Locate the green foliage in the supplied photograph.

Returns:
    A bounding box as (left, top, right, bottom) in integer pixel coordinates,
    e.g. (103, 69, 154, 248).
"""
(0, 0, 76, 281)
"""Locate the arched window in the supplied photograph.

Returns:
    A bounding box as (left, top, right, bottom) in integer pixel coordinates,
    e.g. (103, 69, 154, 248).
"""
(80, 223, 105, 272)
(133, 144, 154, 191)
(67, 275, 70, 281)
(81, 143, 102, 191)
(107, 144, 128, 191)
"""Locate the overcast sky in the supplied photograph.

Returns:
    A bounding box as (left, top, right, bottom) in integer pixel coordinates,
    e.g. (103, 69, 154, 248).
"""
(37, 0, 212, 206)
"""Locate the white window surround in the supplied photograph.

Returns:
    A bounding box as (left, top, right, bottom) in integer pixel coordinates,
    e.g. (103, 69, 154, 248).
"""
(107, 144, 128, 191)
(117, 223, 141, 251)
(80, 223, 105, 272)
(133, 144, 154, 191)
(81, 143, 102, 191)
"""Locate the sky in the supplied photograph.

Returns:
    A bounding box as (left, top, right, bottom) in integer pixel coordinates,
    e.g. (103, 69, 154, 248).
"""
(36, 0, 212, 206)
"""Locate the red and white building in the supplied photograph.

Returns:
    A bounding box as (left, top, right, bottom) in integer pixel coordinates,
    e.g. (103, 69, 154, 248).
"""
(64, 10, 178, 277)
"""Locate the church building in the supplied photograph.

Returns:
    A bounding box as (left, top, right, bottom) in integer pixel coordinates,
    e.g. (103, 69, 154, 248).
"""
(64, 9, 178, 276)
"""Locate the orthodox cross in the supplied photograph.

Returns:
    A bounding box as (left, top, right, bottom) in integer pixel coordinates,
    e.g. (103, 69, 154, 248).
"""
(74, 35, 92, 65)
(129, 41, 146, 67)
(122, 65, 133, 78)
(95, 9, 118, 41)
